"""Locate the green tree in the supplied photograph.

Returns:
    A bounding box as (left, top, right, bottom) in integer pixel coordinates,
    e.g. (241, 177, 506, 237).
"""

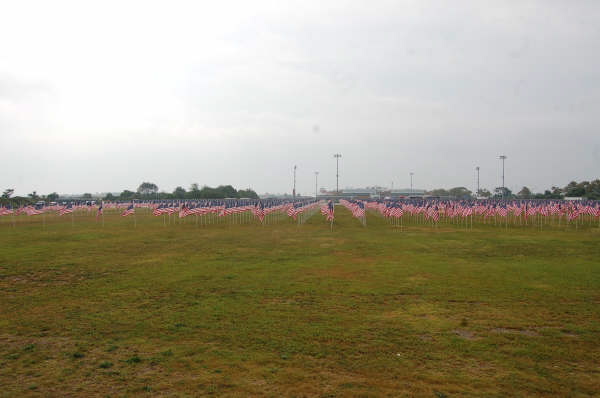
(173, 186, 186, 199)
(218, 185, 237, 198)
(119, 190, 136, 200)
(104, 192, 115, 200)
(46, 192, 59, 201)
(564, 181, 585, 197)
(448, 187, 472, 199)
(157, 191, 173, 199)
(584, 179, 600, 200)
(478, 188, 491, 198)
(237, 188, 259, 199)
(82, 193, 92, 199)
(535, 189, 560, 199)
(427, 188, 450, 197)
(137, 182, 158, 196)
(2, 189, 14, 199)
(199, 186, 220, 198)
(187, 183, 201, 199)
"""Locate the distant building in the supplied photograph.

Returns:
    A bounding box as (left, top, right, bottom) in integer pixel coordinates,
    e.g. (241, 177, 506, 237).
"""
(384, 189, 426, 199)
(318, 187, 425, 200)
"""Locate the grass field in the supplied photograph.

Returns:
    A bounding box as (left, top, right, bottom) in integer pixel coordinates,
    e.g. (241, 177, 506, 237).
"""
(1, 208, 599, 397)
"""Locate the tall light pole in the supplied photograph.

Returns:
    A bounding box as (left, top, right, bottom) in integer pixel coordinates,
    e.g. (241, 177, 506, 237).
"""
(499, 155, 507, 198)
(334, 154, 342, 193)
(293, 165, 297, 199)
(314, 171, 319, 199)
(410, 172, 414, 196)
(475, 166, 480, 197)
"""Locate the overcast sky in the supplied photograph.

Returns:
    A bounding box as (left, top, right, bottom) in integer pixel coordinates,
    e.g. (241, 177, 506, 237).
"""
(1, 0, 599, 196)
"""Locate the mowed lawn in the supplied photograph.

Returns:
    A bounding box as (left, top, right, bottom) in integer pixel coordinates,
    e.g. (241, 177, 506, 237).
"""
(1, 208, 599, 397)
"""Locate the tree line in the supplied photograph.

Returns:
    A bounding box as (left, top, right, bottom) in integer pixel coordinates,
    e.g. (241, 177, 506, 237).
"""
(427, 179, 600, 200)
(104, 182, 259, 201)
(0, 182, 259, 206)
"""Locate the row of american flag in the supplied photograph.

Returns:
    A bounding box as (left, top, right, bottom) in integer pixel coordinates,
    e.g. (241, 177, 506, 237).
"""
(0, 199, 336, 224)
(341, 198, 600, 226)
(2, 198, 598, 227)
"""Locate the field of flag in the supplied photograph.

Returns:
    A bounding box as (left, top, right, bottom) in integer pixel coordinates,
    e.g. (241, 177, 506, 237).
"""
(1, 201, 599, 396)
(2, 198, 599, 231)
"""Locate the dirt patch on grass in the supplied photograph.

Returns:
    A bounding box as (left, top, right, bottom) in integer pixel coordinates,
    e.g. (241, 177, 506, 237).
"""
(454, 330, 478, 340)
(261, 297, 295, 305)
(0, 269, 108, 288)
(0, 333, 73, 347)
(447, 299, 487, 305)
(492, 328, 539, 337)
(559, 330, 578, 338)
(407, 273, 432, 282)
(380, 309, 404, 319)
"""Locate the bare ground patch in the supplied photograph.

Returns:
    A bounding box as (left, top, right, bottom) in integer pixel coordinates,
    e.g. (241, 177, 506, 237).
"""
(492, 328, 539, 337)
(454, 329, 478, 340)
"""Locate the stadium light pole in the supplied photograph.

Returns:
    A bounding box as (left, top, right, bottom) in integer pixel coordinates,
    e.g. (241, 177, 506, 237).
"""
(334, 154, 342, 193)
(499, 155, 507, 198)
(410, 172, 414, 196)
(314, 171, 319, 199)
(475, 166, 480, 197)
(293, 165, 297, 199)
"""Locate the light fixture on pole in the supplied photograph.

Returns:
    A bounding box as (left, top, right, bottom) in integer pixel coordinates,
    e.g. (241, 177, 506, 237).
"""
(314, 171, 319, 199)
(333, 154, 342, 193)
(499, 155, 507, 198)
(293, 165, 297, 199)
(475, 166, 480, 197)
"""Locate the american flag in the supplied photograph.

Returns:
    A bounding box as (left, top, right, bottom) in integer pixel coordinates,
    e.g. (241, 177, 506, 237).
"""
(390, 204, 404, 218)
(96, 202, 103, 220)
(58, 203, 74, 216)
(0, 205, 14, 216)
(179, 203, 192, 218)
(253, 201, 265, 222)
(153, 203, 167, 216)
(219, 202, 241, 217)
(24, 205, 44, 216)
(287, 203, 299, 218)
(121, 204, 135, 217)
(462, 207, 473, 217)
(166, 203, 179, 214)
(497, 206, 508, 218)
(340, 199, 365, 219)
(320, 200, 335, 221)
(425, 206, 440, 222)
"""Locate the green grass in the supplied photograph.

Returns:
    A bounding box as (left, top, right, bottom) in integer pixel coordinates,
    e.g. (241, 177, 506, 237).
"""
(0, 208, 599, 397)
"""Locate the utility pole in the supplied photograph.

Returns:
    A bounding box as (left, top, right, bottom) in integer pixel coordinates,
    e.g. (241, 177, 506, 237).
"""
(410, 172, 414, 196)
(475, 166, 480, 197)
(315, 171, 319, 199)
(334, 154, 342, 193)
(499, 155, 507, 198)
(293, 165, 297, 199)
